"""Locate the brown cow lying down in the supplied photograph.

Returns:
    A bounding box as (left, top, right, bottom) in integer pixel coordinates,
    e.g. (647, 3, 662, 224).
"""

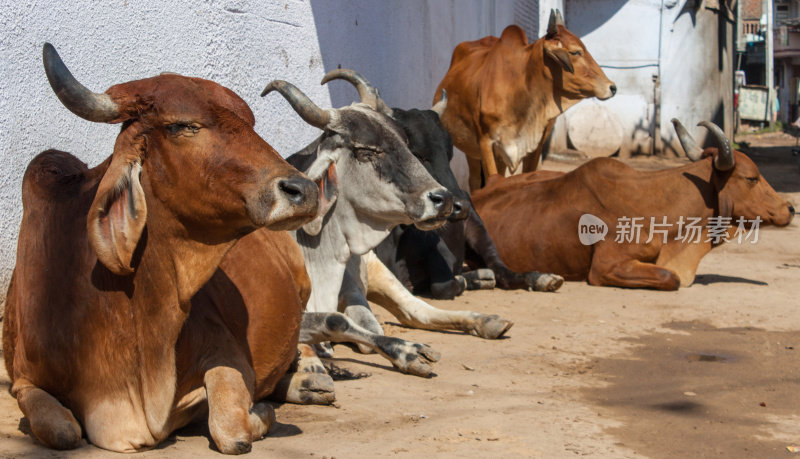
(3, 45, 318, 453)
(472, 120, 794, 290)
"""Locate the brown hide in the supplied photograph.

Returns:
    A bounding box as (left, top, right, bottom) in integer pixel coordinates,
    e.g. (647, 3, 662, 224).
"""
(4, 52, 317, 453)
(178, 230, 309, 413)
(473, 152, 793, 290)
(435, 19, 615, 189)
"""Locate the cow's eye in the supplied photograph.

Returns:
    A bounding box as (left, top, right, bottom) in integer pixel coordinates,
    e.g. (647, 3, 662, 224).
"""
(355, 148, 380, 162)
(569, 50, 582, 56)
(746, 176, 759, 184)
(166, 123, 200, 136)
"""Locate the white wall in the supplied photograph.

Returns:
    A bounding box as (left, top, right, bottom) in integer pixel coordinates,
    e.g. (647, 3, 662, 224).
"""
(556, 0, 734, 157)
(0, 0, 521, 306)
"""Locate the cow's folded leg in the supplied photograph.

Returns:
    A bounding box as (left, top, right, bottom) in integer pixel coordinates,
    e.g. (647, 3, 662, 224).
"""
(340, 259, 385, 354)
(461, 268, 496, 290)
(270, 344, 335, 405)
(432, 276, 466, 299)
(343, 304, 384, 354)
(427, 241, 466, 299)
(589, 258, 680, 291)
(365, 253, 513, 339)
(524, 271, 564, 292)
(204, 365, 272, 455)
(14, 381, 82, 450)
(301, 312, 439, 377)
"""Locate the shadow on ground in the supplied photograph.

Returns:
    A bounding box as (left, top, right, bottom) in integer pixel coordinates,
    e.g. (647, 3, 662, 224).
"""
(581, 321, 800, 458)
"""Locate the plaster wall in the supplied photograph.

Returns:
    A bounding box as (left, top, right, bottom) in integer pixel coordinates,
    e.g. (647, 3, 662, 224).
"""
(0, 0, 516, 307)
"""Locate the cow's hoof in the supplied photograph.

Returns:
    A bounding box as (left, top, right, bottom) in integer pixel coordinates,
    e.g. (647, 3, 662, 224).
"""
(218, 439, 252, 455)
(249, 402, 276, 440)
(399, 343, 441, 377)
(526, 272, 564, 292)
(463, 269, 496, 290)
(312, 342, 335, 358)
(374, 336, 440, 377)
(471, 314, 513, 339)
(270, 371, 336, 405)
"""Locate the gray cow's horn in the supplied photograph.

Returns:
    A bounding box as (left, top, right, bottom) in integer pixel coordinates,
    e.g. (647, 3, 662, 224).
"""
(431, 89, 447, 118)
(261, 80, 331, 129)
(698, 121, 735, 171)
(320, 69, 392, 115)
(671, 118, 704, 162)
(43, 43, 121, 123)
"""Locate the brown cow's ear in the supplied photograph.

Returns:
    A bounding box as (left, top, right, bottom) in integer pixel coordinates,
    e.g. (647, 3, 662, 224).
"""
(544, 41, 575, 74)
(88, 125, 147, 275)
(716, 188, 735, 219)
(302, 162, 338, 237)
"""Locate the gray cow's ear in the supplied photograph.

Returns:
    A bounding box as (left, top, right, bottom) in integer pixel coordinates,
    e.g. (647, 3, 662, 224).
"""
(302, 160, 338, 236)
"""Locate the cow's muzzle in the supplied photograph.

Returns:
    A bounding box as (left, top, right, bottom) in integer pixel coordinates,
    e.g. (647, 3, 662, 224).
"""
(447, 196, 471, 221)
(249, 174, 319, 231)
(413, 187, 454, 230)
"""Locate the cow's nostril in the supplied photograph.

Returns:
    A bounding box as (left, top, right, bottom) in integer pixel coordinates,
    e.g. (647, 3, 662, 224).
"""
(453, 201, 463, 213)
(278, 177, 308, 205)
(790, 205, 796, 214)
(428, 189, 454, 214)
(609, 84, 617, 96)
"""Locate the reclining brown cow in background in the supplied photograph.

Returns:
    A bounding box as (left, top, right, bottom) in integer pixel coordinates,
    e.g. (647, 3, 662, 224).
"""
(472, 120, 794, 290)
(3, 44, 319, 453)
(435, 9, 616, 190)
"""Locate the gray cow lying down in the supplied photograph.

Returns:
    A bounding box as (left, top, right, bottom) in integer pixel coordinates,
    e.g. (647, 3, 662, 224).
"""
(261, 78, 513, 404)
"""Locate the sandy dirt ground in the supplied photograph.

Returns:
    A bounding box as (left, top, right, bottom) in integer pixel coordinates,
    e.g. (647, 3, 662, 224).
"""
(1, 132, 798, 458)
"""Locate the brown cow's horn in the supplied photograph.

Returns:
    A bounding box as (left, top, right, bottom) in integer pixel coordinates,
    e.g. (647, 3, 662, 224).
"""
(556, 9, 565, 26)
(43, 43, 120, 123)
(699, 121, 734, 171)
(547, 9, 558, 36)
(431, 90, 447, 118)
(320, 69, 392, 115)
(261, 80, 331, 129)
(671, 118, 704, 161)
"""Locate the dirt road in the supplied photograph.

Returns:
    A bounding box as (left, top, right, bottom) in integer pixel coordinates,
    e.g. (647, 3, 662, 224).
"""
(1, 133, 798, 458)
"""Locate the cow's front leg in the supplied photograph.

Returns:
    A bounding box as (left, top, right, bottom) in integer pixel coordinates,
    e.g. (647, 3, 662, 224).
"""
(13, 381, 82, 450)
(463, 206, 563, 292)
(301, 312, 439, 377)
(270, 344, 335, 405)
(467, 155, 483, 191)
(365, 252, 513, 339)
(341, 258, 384, 354)
(589, 257, 680, 291)
(478, 136, 498, 187)
(460, 268, 496, 290)
(204, 365, 275, 455)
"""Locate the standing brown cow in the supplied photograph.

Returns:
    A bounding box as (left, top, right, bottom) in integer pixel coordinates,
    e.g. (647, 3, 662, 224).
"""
(436, 10, 616, 190)
(2, 44, 318, 453)
(472, 120, 794, 290)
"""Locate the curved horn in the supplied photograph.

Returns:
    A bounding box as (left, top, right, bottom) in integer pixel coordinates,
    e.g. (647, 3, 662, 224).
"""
(320, 68, 392, 115)
(43, 43, 121, 123)
(547, 9, 559, 36)
(555, 9, 565, 26)
(431, 89, 447, 118)
(671, 118, 704, 161)
(699, 121, 734, 171)
(321, 69, 378, 105)
(261, 80, 331, 129)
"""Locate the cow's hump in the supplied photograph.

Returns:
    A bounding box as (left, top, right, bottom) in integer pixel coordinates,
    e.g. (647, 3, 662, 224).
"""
(499, 25, 528, 47)
(23, 149, 89, 200)
(450, 35, 499, 67)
